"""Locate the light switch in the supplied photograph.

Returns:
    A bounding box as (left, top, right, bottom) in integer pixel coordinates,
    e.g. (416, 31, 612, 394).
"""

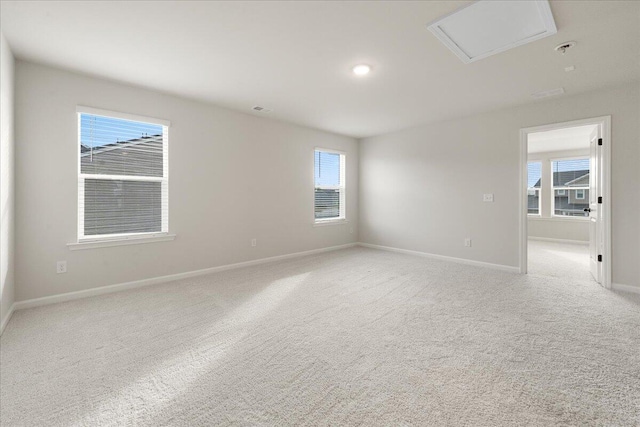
(483, 194, 494, 202)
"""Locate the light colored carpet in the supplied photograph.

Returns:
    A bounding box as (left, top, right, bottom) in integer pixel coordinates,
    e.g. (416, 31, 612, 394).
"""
(1, 244, 639, 426)
(528, 239, 594, 283)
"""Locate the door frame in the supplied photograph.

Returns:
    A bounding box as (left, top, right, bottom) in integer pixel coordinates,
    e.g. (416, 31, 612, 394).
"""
(519, 116, 611, 288)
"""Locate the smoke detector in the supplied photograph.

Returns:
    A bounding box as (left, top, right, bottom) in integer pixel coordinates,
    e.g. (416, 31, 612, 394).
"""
(555, 41, 576, 55)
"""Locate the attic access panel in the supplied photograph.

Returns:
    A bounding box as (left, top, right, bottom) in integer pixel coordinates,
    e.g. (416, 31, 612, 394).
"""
(428, 0, 557, 64)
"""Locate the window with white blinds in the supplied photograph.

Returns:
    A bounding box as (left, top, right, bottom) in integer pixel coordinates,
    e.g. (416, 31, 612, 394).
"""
(527, 161, 541, 215)
(77, 107, 169, 241)
(552, 158, 590, 217)
(314, 149, 345, 222)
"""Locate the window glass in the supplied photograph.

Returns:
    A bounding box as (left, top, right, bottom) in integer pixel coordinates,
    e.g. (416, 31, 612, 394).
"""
(78, 111, 169, 239)
(314, 150, 345, 221)
(552, 158, 589, 217)
(527, 162, 541, 215)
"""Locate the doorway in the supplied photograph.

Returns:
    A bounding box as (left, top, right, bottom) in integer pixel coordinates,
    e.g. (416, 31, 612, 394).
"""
(519, 116, 611, 288)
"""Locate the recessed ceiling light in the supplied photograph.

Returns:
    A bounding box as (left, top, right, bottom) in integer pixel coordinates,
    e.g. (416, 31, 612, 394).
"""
(428, 0, 557, 64)
(352, 64, 371, 76)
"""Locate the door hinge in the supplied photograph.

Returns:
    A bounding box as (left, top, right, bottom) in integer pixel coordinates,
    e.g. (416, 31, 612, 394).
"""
(598, 255, 603, 262)
(598, 138, 603, 146)
(598, 196, 602, 204)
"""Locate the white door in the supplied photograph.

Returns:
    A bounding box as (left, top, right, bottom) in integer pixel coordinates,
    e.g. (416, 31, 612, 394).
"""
(588, 126, 602, 283)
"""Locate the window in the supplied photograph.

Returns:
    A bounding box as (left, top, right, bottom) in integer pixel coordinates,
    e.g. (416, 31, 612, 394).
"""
(527, 161, 541, 215)
(77, 107, 169, 241)
(314, 149, 345, 222)
(552, 158, 589, 217)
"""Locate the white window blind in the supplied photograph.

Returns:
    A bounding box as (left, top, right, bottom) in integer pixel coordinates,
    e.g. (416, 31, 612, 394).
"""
(314, 149, 345, 221)
(552, 158, 589, 217)
(77, 108, 169, 241)
(527, 161, 541, 215)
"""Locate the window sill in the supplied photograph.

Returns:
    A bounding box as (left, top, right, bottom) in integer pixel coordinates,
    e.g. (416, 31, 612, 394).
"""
(314, 219, 348, 227)
(528, 216, 588, 222)
(551, 215, 589, 221)
(68, 233, 176, 251)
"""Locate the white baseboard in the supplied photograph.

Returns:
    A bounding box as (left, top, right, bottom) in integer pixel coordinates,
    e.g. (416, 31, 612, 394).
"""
(357, 242, 520, 273)
(8, 242, 634, 321)
(13, 242, 358, 311)
(1, 303, 15, 336)
(528, 237, 589, 245)
(612, 282, 640, 295)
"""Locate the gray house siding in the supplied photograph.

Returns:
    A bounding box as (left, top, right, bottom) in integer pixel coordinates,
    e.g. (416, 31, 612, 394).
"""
(315, 189, 340, 219)
(81, 136, 163, 177)
(528, 192, 540, 214)
(568, 189, 588, 205)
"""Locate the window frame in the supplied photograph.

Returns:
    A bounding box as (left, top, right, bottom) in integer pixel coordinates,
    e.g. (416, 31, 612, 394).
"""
(313, 148, 346, 225)
(75, 106, 171, 244)
(550, 156, 590, 220)
(526, 161, 542, 216)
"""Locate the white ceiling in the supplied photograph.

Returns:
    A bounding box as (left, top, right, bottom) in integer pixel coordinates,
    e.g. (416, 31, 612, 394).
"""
(1, 1, 638, 138)
(528, 124, 596, 153)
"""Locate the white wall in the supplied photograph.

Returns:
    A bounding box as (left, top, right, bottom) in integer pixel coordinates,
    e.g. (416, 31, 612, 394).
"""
(15, 61, 358, 302)
(527, 148, 590, 242)
(0, 33, 16, 332)
(359, 83, 640, 289)
(528, 219, 588, 243)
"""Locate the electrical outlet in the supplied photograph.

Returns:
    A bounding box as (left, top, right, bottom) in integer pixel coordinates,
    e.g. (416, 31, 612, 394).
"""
(251, 238, 257, 247)
(483, 193, 494, 202)
(56, 261, 67, 274)
(464, 238, 472, 247)
(350, 227, 354, 234)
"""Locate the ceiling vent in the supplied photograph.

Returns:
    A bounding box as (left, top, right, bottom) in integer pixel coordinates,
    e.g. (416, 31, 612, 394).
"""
(531, 87, 565, 99)
(252, 106, 272, 113)
(428, 0, 557, 64)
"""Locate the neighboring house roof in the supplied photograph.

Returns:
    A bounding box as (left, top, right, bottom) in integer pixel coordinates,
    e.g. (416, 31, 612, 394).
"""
(564, 173, 589, 187)
(533, 170, 589, 188)
(81, 134, 163, 177)
(81, 134, 163, 156)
